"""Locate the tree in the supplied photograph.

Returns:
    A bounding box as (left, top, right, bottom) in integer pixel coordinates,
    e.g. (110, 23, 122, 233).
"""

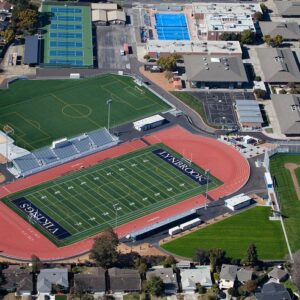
(17, 8, 38, 33)
(254, 89, 267, 99)
(157, 55, 177, 71)
(240, 29, 255, 45)
(89, 228, 119, 268)
(244, 280, 257, 294)
(219, 32, 240, 41)
(209, 248, 226, 272)
(260, 3, 268, 13)
(227, 287, 239, 297)
(137, 263, 147, 279)
(292, 250, 300, 290)
(1, 28, 14, 44)
(253, 11, 263, 22)
(163, 255, 177, 267)
(194, 248, 209, 265)
(165, 71, 174, 82)
(143, 275, 164, 296)
(263, 34, 272, 46)
(246, 243, 258, 266)
(31, 255, 42, 273)
(273, 34, 283, 47)
(196, 283, 206, 294)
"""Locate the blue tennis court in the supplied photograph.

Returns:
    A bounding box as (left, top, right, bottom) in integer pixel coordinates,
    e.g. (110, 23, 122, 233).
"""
(50, 41, 83, 48)
(49, 50, 83, 57)
(51, 24, 82, 30)
(49, 59, 83, 65)
(51, 15, 82, 22)
(155, 13, 190, 40)
(51, 7, 82, 13)
(50, 32, 82, 39)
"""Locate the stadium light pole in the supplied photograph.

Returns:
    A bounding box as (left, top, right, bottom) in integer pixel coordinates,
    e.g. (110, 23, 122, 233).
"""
(205, 169, 210, 210)
(107, 99, 112, 132)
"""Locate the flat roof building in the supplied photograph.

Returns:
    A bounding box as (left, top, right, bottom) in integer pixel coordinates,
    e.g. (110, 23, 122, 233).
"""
(259, 22, 300, 41)
(235, 99, 263, 129)
(184, 55, 248, 89)
(24, 35, 39, 65)
(225, 194, 252, 211)
(256, 48, 300, 83)
(271, 94, 300, 136)
(91, 3, 118, 11)
(146, 40, 242, 58)
(274, 1, 300, 17)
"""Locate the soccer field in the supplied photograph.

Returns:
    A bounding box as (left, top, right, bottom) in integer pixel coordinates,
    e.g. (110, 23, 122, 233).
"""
(3, 144, 222, 246)
(270, 154, 300, 253)
(162, 207, 287, 260)
(0, 75, 170, 150)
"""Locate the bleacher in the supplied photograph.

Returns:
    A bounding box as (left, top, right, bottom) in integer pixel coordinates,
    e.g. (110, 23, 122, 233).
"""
(10, 128, 119, 178)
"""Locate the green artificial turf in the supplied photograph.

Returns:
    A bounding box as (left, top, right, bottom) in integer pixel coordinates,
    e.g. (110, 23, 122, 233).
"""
(3, 143, 222, 246)
(162, 206, 287, 260)
(0, 74, 170, 150)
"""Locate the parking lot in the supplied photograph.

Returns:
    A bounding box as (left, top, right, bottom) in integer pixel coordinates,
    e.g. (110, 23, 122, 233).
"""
(190, 91, 256, 128)
(96, 25, 131, 70)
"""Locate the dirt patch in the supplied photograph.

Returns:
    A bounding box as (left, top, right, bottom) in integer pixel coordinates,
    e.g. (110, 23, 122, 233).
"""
(0, 173, 6, 183)
(285, 163, 300, 200)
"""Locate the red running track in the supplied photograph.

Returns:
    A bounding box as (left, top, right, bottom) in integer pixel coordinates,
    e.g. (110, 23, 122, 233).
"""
(0, 125, 249, 261)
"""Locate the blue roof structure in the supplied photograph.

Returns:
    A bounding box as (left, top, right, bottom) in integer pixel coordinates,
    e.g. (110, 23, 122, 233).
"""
(24, 36, 39, 65)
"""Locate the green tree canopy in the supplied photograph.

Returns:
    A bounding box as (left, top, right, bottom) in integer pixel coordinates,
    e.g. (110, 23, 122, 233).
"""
(144, 275, 164, 296)
(1, 28, 15, 44)
(240, 29, 255, 45)
(89, 228, 119, 268)
(157, 55, 177, 71)
(246, 243, 258, 266)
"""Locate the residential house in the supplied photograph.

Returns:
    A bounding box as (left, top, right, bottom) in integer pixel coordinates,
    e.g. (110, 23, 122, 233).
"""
(74, 267, 106, 294)
(184, 54, 248, 89)
(146, 267, 178, 294)
(255, 282, 291, 300)
(256, 48, 300, 84)
(268, 267, 289, 283)
(108, 268, 141, 293)
(219, 264, 238, 289)
(1, 266, 33, 296)
(180, 266, 212, 293)
(37, 268, 69, 295)
(237, 268, 253, 284)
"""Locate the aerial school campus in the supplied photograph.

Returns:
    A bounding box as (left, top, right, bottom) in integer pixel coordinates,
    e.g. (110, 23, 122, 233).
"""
(2, 0, 300, 297)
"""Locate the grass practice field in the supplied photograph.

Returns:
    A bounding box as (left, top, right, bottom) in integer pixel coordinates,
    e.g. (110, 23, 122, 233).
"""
(162, 207, 287, 260)
(270, 154, 300, 253)
(3, 143, 222, 246)
(0, 75, 170, 150)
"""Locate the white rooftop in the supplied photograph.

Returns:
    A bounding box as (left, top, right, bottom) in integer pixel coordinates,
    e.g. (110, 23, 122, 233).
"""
(146, 40, 242, 56)
(225, 194, 251, 207)
(133, 114, 165, 128)
(192, 2, 262, 15)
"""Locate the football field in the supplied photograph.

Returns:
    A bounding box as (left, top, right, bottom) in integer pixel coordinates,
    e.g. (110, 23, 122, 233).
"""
(0, 75, 170, 150)
(3, 144, 222, 246)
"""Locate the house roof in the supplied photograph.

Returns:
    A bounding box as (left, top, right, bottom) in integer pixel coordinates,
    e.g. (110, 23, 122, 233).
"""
(1, 267, 31, 292)
(108, 268, 141, 292)
(220, 264, 238, 281)
(268, 268, 288, 281)
(256, 48, 300, 83)
(180, 267, 212, 289)
(274, 1, 300, 17)
(271, 94, 300, 135)
(0, 1, 12, 11)
(92, 10, 107, 22)
(37, 268, 68, 294)
(259, 22, 300, 40)
(146, 268, 178, 291)
(237, 268, 253, 283)
(16, 276, 33, 295)
(107, 10, 126, 22)
(74, 267, 106, 293)
(256, 282, 291, 300)
(91, 3, 118, 11)
(24, 36, 39, 65)
(176, 260, 191, 269)
(184, 55, 248, 83)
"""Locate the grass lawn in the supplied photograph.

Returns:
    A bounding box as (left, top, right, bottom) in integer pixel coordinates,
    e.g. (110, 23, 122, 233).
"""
(3, 143, 222, 246)
(270, 154, 300, 253)
(162, 206, 287, 260)
(171, 92, 220, 129)
(0, 75, 170, 150)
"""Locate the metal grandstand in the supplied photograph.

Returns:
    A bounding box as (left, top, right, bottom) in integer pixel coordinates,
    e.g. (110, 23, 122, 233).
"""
(9, 128, 119, 178)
